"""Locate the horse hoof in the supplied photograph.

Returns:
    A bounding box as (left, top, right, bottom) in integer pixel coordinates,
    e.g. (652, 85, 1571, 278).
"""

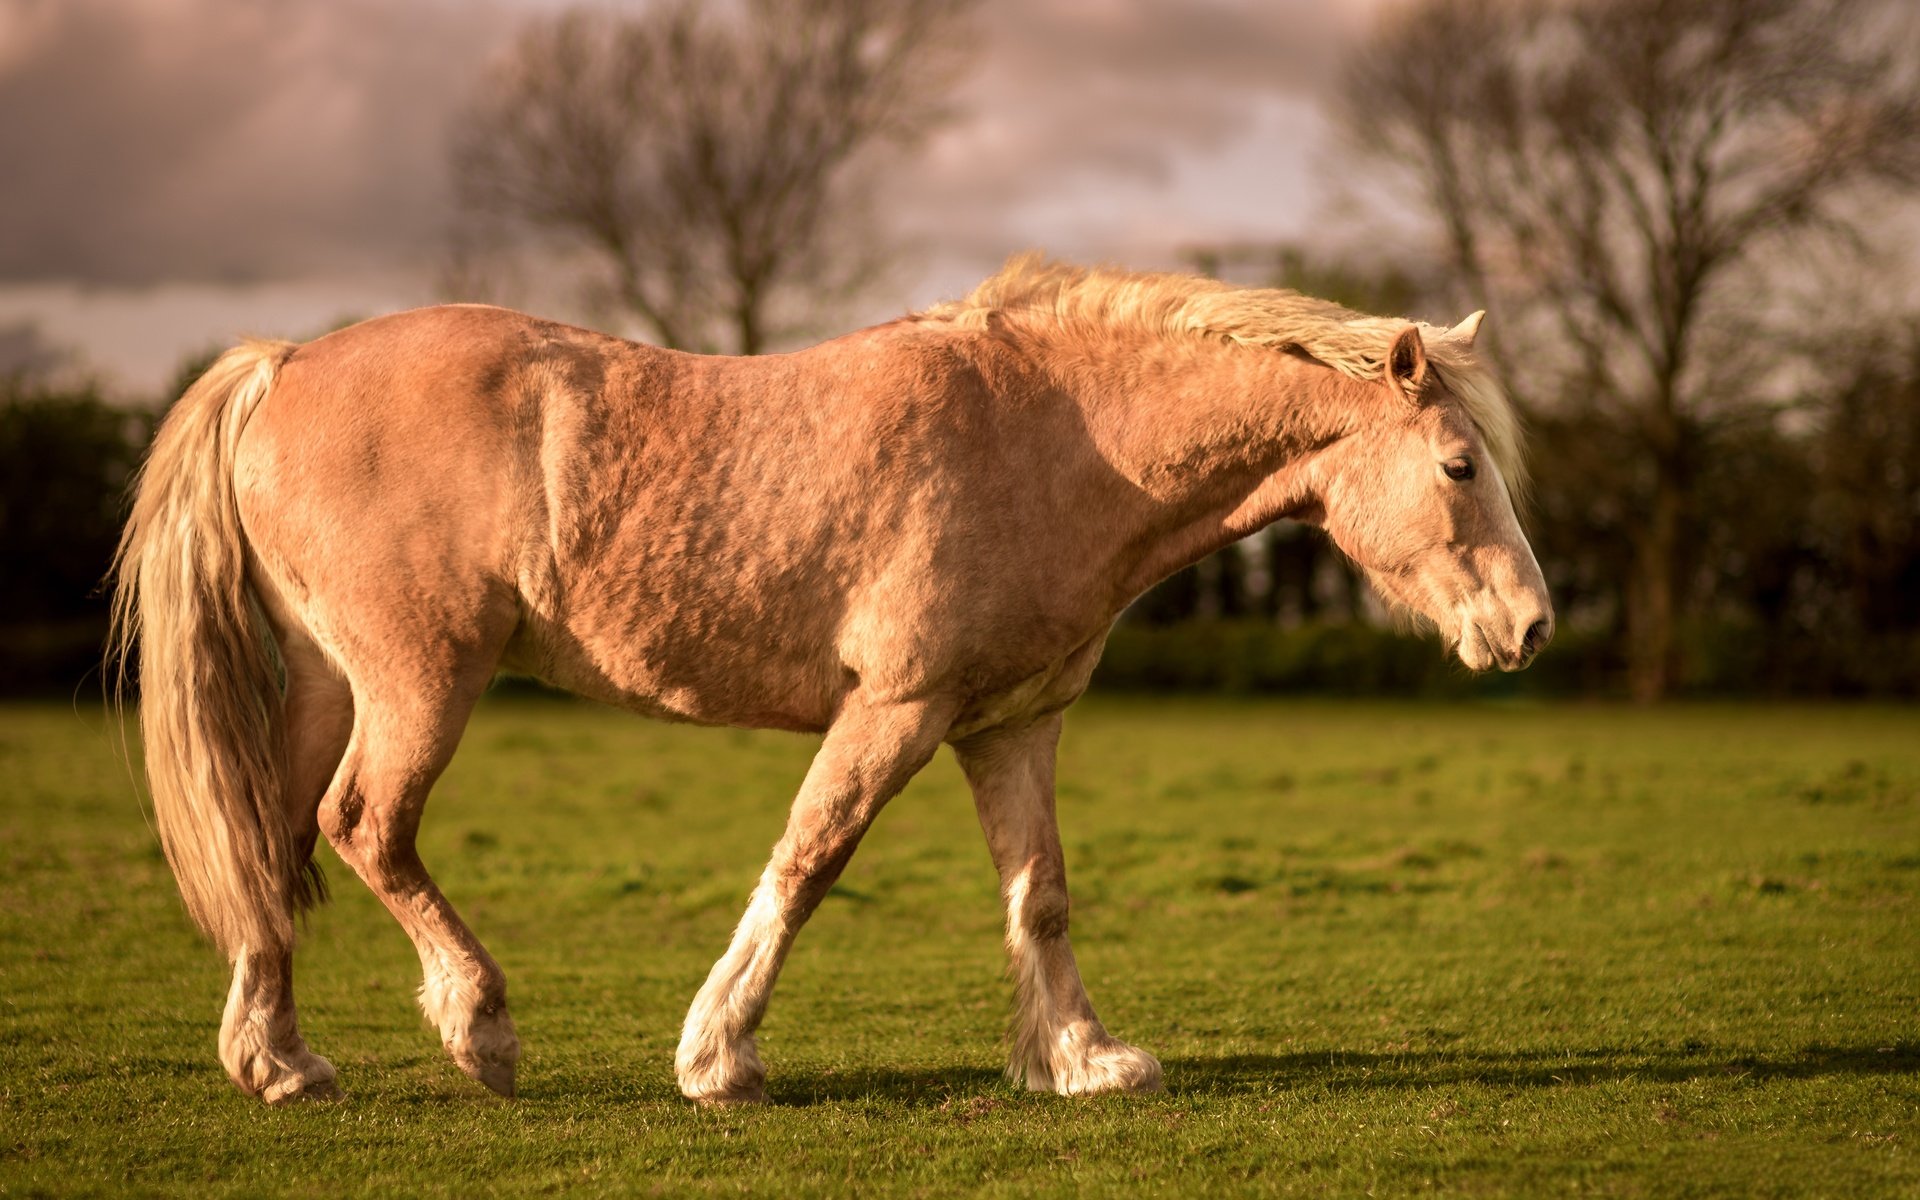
(452, 1049, 517, 1098)
(473, 1059, 517, 1098)
(447, 1016, 520, 1098)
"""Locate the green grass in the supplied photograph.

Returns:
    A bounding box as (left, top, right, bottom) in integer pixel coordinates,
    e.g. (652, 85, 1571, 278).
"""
(2, 696, 1917, 1197)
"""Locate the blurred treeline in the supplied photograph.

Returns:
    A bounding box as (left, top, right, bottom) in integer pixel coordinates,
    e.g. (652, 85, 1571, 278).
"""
(4, 0, 1918, 699)
(4, 287, 1915, 699)
(1, 370, 152, 695)
(0, 350, 222, 696)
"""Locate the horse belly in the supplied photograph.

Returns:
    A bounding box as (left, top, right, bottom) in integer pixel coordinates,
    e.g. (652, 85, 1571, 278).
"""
(506, 558, 848, 733)
(507, 637, 842, 733)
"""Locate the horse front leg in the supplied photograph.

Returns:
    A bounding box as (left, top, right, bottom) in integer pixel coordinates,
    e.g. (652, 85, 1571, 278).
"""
(954, 713, 1163, 1096)
(675, 695, 954, 1105)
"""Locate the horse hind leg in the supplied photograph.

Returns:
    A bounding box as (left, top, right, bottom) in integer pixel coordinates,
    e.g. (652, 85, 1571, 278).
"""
(219, 635, 352, 1103)
(317, 648, 520, 1097)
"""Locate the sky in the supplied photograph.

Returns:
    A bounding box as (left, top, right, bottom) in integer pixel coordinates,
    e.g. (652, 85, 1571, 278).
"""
(0, 0, 1398, 396)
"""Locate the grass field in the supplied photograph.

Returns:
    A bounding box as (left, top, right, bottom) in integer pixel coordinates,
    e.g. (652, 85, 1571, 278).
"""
(2, 695, 1917, 1197)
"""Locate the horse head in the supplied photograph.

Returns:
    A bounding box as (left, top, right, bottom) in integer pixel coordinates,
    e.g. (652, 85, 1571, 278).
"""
(1303, 314, 1553, 672)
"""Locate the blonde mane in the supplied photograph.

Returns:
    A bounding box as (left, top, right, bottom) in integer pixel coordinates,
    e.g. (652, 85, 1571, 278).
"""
(920, 254, 1528, 498)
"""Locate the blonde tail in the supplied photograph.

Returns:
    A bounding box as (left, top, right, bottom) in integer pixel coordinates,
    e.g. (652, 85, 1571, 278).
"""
(107, 339, 323, 960)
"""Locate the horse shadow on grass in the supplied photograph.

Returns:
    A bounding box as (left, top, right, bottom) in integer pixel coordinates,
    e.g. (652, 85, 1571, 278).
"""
(761, 1042, 1920, 1107)
(1161, 1043, 1920, 1096)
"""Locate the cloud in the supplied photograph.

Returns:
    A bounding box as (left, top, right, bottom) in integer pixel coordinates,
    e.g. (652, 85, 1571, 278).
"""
(0, 320, 68, 377)
(0, 0, 514, 284)
(0, 0, 1383, 385)
(894, 0, 1366, 219)
(0, 0, 1374, 287)
(869, 0, 1379, 301)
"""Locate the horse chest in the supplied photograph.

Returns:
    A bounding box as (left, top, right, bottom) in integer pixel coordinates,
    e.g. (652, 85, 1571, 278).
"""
(948, 631, 1109, 741)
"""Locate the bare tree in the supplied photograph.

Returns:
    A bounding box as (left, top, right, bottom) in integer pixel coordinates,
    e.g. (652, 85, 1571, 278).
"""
(451, 0, 977, 355)
(1343, 0, 1920, 700)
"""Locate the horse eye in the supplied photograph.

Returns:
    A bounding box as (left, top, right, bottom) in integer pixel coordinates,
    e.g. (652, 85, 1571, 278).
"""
(1443, 458, 1475, 482)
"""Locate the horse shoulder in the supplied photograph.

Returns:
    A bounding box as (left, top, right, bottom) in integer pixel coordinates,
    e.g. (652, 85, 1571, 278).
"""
(821, 326, 1122, 715)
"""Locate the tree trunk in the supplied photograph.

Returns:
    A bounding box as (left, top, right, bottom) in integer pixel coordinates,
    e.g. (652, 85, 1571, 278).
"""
(1192, 552, 1223, 621)
(1626, 475, 1681, 702)
(735, 309, 763, 357)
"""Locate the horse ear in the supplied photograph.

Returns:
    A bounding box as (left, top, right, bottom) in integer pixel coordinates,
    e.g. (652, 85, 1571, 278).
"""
(1443, 310, 1486, 348)
(1386, 324, 1429, 405)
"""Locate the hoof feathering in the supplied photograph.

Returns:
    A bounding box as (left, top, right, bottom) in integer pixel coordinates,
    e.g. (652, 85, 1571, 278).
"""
(688, 1082, 768, 1107)
(1018, 1024, 1164, 1096)
(246, 1051, 342, 1105)
(1056, 1039, 1164, 1095)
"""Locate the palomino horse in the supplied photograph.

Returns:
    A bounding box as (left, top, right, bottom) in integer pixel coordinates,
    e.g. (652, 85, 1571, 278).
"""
(110, 256, 1551, 1106)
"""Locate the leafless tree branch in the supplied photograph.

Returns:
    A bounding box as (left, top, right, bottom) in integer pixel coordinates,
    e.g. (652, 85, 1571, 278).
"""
(449, 0, 979, 354)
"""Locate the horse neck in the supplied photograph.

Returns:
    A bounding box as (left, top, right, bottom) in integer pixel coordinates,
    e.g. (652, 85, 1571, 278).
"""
(1023, 323, 1367, 596)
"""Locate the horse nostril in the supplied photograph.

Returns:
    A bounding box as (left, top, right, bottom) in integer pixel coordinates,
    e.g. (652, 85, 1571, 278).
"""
(1522, 619, 1551, 656)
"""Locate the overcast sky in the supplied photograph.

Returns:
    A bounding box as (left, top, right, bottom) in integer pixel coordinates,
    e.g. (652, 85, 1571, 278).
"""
(0, 0, 1398, 394)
